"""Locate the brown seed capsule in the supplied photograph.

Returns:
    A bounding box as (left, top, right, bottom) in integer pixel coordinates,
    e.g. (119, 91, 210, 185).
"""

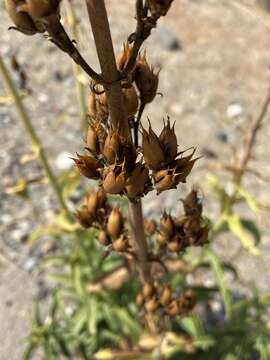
(112, 235, 128, 252)
(178, 290, 197, 315)
(86, 121, 102, 155)
(142, 123, 166, 170)
(159, 118, 178, 162)
(136, 292, 144, 307)
(143, 282, 155, 299)
(5, 0, 40, 35)
(167, 240, 181, 253)
(107, 208, 123, 239)
(148, 0, 174, 19)
(145, 297, 159, 313)
(86, 187, 106, 215)
(73, 154, 101, 179)
(157, 233, 168, 246)
(26, 0, 61, 18)
(88, 89, 109, 122)
(183, 189, 202, 216)
(125, 163, 151, 199)
(183, 216, 201, 235)
(135, 52, 159, 105)
(159, 285, 172, 306)
(166, 299, 180, 316)
(154, 169, 177, 194)
(160, 213, 174, 237)
(98, 230, 110, 246)
(193, 227, 209, 247)
(103, 165, 126, 194)
(144, 219, 157, 236)
(102, 128, 121, 164)
(76, 207, 94, 228)
(123, 85, 139, 119)
(174, 148, 198, 183)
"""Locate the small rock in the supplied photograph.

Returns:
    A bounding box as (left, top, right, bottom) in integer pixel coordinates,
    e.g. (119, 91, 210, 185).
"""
(170, 103, 184, 115)
(156, 27, 181, 51)
(226, 103, 244, 119)
(24, 257, 37, 272)
(55, 151, 74, 171)
(216, 132, 228, 143)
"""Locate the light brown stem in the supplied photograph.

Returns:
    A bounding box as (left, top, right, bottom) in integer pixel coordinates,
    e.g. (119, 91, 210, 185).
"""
(129, 201, 151, 281)
(85, 0, 151, 282)
(85, 0, 129, 137)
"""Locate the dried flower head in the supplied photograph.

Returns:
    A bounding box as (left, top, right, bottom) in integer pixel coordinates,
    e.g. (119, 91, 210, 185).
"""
(25, 0, 61, 19)
(135, 52, 159, 105)
(103, 164, 126, 194)
(122, 84, 139, 119)
(116, 42, 133, 71)
(73, 154, 101, 180)
(5, 0, 43, 35)
(88, 86, 109, 122)
(76, 206, 94, 228)
(159, 118, 178, 162)
(124, 162, 151, 199)
(142, 122, 166, 170)
(144, 218, 157, 236)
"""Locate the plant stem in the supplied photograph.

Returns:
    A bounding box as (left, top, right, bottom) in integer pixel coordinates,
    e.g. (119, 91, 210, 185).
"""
(85, 0, 151, 282)
(66, 1, 88, 130)
(85, 0, 129, 137)
(0, 54, 69, 214)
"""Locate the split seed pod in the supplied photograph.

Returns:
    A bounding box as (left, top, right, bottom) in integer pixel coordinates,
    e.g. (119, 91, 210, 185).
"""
(153, 169, 178, 194)
(135, 52, 159, 105)
(5, 0, 41, 35)
(160, 212, 174, 237)
(103, 164, 126, 194)
(183, 189, 202, 216)
(86, 187, 106, 215)
(102, 128, 121, 164)
(86, 121, 105, 155)
(166, 299, 180, 316)
(125, 163, 151, 198)
(107, 208, 123, 239)
(73, 154, 101, 179)
(159, 118, 178, 162)
(142, 123, 166, 170)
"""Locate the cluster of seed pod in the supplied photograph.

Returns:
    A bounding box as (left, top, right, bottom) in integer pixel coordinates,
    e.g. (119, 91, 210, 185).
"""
(5, 0, 61, 35)
(142, 119, 198, 194)
(136, 282, 196, 316)
(76, 187, 130, 253)
(157, 190, 209, 252)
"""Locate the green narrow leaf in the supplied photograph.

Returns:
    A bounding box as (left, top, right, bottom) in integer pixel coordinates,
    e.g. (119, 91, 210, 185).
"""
(236, 186, 260, 213)
(180, 313, 205, 337)
(23, 342, 38, 360)
(88, 297, 98, 335)
(226, 214, 260, 256)
(206, 249, 233, 320)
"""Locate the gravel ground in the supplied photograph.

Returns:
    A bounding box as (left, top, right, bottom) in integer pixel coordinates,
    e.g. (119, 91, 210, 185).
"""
(0, 0, 270, 359)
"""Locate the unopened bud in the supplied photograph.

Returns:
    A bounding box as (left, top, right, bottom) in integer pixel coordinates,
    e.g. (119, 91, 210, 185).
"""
(143, 282, 155, 299)
(98, 230, 110, 246)
(76, 207, 94, 228)
(136, 292, 144, 307)
(125, 163, 151, 198)
(102, 128, 121, 164)
(166, 299, 180, 316)
(123, 85, 139, 119)
(107, 208, 123, 239)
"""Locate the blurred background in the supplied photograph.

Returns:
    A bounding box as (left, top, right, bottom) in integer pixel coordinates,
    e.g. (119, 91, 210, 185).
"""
(0, 0, 270, 358)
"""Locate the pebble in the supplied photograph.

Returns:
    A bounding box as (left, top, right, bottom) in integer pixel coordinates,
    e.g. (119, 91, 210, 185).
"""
(216, 132, 228, 143)
(156, 27, 181, 51)
(170, 103, 184, 115)
(226, 103, 244, 119)
(55, 151, 74, 171)
(24, 257, 37, 272)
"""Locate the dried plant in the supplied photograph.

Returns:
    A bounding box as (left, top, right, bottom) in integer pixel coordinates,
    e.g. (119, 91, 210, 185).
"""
(3, 1, 270, 359)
